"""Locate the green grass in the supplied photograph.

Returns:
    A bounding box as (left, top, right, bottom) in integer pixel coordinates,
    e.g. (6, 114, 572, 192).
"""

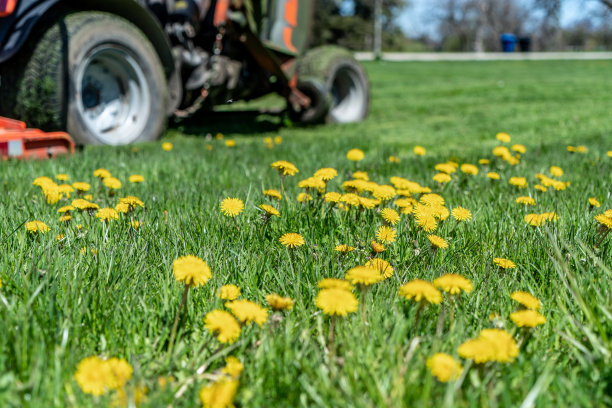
(1, 60, 612, 407)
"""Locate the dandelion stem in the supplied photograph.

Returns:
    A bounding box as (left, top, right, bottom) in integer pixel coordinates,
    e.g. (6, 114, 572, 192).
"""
(168, 284, 190, 354)
(360, 285, 369, 327)
(328, 316, 336, 360)
(414, 301, 425, 334)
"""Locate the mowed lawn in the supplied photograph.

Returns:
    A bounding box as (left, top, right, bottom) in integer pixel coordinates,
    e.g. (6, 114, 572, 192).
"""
(1, 60, 612, 407)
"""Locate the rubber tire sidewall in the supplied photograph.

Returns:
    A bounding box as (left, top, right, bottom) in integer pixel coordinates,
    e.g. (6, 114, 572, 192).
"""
(66, 12, 168, 145)
(295, 46, 370, 123)
(324, 58, 370, 124)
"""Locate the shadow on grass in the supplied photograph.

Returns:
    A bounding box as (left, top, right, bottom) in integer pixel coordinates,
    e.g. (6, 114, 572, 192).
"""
(168, 108, 287, 137)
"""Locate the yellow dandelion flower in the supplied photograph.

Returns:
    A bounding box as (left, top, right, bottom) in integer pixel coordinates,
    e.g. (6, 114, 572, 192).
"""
(365, 258, 394, 279)
(589, 197, 601, 208)
(511, 144, 526, 154)
(74, 356, 109, 396)
(56, 173, 69, 181)
(493, 145, 511, 158)
(515, 196, 535, 205)
(458, 328, 518, 363)
(96, 208, 119, 222)
(83, 194, 93, 201)
(479, 159, 490, 165)
(220, 198, 244, 217)
(510, 310, 546, 328)
(115, 202, 130, 213)
(216, 133, 224, 140)
(370, 240, 386, 253)
(549, 166, 563, 177)
(222, 356, 244, 379)
(316, 288, 358, 316)
(487, 172, 500, 180)
(427, 353, 463, 382)
(358, 196, 380, 210)
(173, 255, 212, 287)
(340, 193, 360, 207)
(72, 181, 91, 192)
(325, 192, 342, 203)
(417, 213, 440, 233)
(119, 196, 144, 209)
(510, 291, 541, 310)
(162, 142, 173, 151)
(103, 177, 122, 190)
(345, 266, 383, 286)
(427, 234, 449, 249)
(435, 163, 457, 175)
(576, 145, 587, 153)
(25, 220, 50, 234)
(59, 215, 72, 222)
(314, 168, 338, 181)
(266, 293, 294, 311)
(58, 205, 75, 213)
(380, 208, 400, 225)
(204, 310, 241, 343)
(274, 136, 282, 144)
(279, 233, 304, 248)
(509, 177, 527, 188)
(206, 144, 214, 151)
(56, 234, 65, 241)
(372, 185, 397, 201)
(263, 189, 282, 200)
(58, 184, 74, 198)
(388, 155, 400, 163)
(93, 168, 111, 179)
(399, 279, 442, 304)
(225, 299, 269, 326)
(225, 140, 236, 147)
(451, 207, 472, 222)
(352, 171, 369, 181)
(493, 258, 516, 269)
(595, 214, 612, 230)
(270, 160, 298, 176)
(129, 174, 145, 183)
(130, 220, 141, 229)
(414, 146, 426, 156)
(259, 204, 280, 217)
(433, 274, 473, 295)
(298, 176, 325, 190)
(335, 244, 355, 253)
(420, 193, 445, 207)
(496, 132, 511, 143)
(524, 213, 543, 226)
(219, 284, 241, 300)
(376, 226, 397, 244)
(33, 176, 54, 187)
(433, 173, 452, 184)
(318, 278, 353, 291)
(199, 377, 238, 408)
(105, 358, 133, 390)
(535, 184, 547, 192)
(346, 148, 364, 161)
(297, 192, 312, 202)
(460, 164, 478, 175)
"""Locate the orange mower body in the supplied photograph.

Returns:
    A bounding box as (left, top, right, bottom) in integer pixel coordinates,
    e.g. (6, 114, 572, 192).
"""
(0, 116, 75, 160)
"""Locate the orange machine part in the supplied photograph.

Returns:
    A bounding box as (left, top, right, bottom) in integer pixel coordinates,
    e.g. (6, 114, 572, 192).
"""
(0, 0, 17, 18)
(0, 117, 75, 160)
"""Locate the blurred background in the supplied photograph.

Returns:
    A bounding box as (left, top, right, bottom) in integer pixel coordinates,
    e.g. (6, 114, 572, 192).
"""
(312, 0, 612, 53)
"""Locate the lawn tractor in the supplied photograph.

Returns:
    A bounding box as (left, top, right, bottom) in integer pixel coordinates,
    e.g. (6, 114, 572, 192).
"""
(0, 0, 370, 146)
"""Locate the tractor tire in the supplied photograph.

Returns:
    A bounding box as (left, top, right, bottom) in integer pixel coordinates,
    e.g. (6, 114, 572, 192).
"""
(287, 78, 331, 125)
(294, 46, 370, 124)
(0, 11, 168, 145)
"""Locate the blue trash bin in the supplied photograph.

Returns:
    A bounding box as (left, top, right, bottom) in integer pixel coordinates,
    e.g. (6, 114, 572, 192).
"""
(500, 33, 517, 52)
